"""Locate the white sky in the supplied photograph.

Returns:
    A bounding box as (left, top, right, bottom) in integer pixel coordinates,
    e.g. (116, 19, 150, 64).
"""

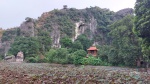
(0, 0, 136, 29)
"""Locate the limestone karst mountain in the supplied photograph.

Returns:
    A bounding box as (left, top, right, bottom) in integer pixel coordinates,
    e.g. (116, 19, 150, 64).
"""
(0, 7, 133, 56)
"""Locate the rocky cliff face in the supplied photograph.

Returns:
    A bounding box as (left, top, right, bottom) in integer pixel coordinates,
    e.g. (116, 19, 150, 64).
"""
(88, 17, 97, 40)
(73, 21, 85, 41)
(18, 7, 134, 48)
(19, 17, 35, 37)
(50, 24, 61, 48)
(73, 17, 97, 41)
(0, 42, 10, 56)
(0, 28, 17, 56)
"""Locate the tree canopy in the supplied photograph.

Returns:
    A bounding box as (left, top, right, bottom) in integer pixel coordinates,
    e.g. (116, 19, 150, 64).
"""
(134, 0, 150, 62)
(9, 37, 40, 58)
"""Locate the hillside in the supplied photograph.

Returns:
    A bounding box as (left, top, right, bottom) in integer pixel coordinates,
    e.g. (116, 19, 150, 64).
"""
(0, 7, 136, 66)
(35, 7, 133, 46)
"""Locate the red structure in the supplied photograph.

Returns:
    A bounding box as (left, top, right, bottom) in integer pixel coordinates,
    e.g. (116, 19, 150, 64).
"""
(87, 46, 98, 56)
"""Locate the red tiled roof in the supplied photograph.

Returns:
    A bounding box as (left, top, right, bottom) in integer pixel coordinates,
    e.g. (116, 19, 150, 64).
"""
(87, 46, 98, 50)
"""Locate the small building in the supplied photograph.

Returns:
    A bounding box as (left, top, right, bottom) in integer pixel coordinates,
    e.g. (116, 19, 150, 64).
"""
(87, 46, 98, 57)
(63, 5, 68, 9)
(16, 51, 24, 62)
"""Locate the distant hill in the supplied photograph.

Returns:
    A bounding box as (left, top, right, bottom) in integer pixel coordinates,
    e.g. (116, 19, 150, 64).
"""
(0, 7, 134, 56)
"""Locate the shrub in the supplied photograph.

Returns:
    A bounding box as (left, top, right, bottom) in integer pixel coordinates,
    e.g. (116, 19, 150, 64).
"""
(66, 54, 74, 64)
(81, 56, 102, 65)
(45, 49, 57, 63)
(26, 57, 37, 63)
(36, 56, 48, 63)
(46, 48, 70, 64)
(73, 50, 87, 65)
(73, 55, 83, 65)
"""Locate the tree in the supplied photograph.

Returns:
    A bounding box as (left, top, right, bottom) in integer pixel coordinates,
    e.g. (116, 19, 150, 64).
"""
(46, 48, 69, 64)
(1, 28, 17, 42)
(60, 37, 72, 48)
(45, 49, 57, 62)
(134, 0, 150, 38)
(76, 34, 92, 51)
(71, 40, 83, 52)
(109, 15, 142, 66)
(97, 45, 111, 63)
(9, 37, 40, 58)
(38, 31, 51, 54)
(134, 0, 150, 62)
(73, 50, 87, 65)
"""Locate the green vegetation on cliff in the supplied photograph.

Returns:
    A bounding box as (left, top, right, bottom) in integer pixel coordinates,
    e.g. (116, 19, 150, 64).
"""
(1, 6, 144, 67)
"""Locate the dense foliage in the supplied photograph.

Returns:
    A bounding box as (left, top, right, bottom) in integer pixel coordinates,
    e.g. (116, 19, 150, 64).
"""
(75, 34, 93, 51)
(37, 31, 51, 54)
(1, 28, 17, 42)
(108, 15, 142, 66)
(9, 37, 40, 58)
(134, 0, 150, 62)
(60, 36, 72, 48)
(46, 48, 69, 64)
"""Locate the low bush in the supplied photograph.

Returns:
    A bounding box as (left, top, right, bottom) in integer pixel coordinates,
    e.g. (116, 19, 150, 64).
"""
(81, 56, 102, 65)
(26, 57, 37, 63)
(37, 57, 48, 63)
(46, 48, 70, 64)
(73, 50, 87, 65)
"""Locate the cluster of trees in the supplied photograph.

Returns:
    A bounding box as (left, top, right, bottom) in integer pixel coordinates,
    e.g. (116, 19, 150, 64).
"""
(45, 48, 109, 66)
(134, 0, 150, 63)
(8, 33, 109, 66)
(1, 28, 18, 42)
(98, 15, 142, 66)
(9, 31, 51, 62)
(97, 0, 150, 66)
(2, 29, 108, 66)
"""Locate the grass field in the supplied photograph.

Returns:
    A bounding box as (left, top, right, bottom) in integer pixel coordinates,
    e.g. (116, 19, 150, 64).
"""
(0, 62, 149, 84)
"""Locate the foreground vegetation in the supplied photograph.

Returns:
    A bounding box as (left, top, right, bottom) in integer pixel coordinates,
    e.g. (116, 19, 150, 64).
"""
(0, 63, 149, 84)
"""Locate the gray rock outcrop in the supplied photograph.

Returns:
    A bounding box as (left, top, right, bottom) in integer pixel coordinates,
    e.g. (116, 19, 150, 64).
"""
(20, 17, 35, 37)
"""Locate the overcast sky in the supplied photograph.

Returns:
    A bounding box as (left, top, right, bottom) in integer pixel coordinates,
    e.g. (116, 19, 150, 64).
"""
(0, 0, 136, 29)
